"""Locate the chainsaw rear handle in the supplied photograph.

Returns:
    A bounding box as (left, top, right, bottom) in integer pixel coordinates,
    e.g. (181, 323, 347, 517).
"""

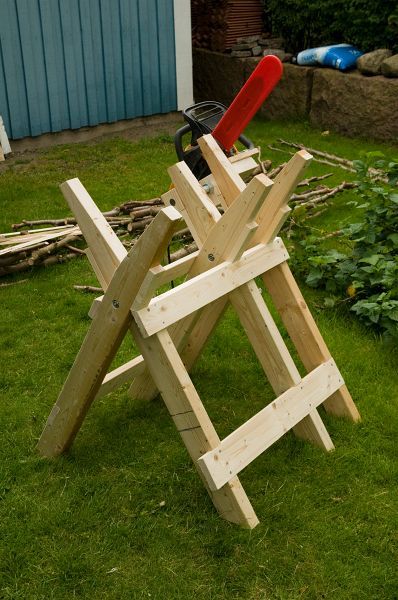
(174, 125, 254, 162)
(238, 134, 255, 151)
(174, 124, 192, 161)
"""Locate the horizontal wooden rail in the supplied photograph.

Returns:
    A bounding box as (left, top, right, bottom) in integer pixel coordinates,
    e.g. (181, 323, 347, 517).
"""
(133, 238, 289, 338)
(197, 360, 344, 491)
(96, 356, 146, 399)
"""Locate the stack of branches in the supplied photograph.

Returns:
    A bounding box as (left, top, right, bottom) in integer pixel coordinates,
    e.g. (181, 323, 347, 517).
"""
(0, 199, 166, 278)
(0, 148, 356, 281)
(269, 139, 388, 182)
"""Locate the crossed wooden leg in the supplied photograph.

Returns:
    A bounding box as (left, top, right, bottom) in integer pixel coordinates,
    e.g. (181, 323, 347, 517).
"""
(37, 179, 259, 528)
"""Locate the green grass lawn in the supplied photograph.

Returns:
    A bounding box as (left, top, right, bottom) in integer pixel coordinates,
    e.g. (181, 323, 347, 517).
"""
(0, 120, 397, 599)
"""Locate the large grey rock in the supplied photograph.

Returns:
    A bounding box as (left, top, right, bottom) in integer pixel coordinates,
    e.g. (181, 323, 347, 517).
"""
(231, 50, 252, 58)
(262, 49, 287, 62)
(381, 54, 398, 78)
(258, 37, 285, 49)
(244, 60, 313, 120)
(236, 35, 261, 44)
(357, 49, 392, 75)
(310, 69, 398, 141)
(231, 42, 258, 51)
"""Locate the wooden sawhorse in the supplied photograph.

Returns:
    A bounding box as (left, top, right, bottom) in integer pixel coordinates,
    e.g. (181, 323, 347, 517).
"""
(38, 135, 360, 528)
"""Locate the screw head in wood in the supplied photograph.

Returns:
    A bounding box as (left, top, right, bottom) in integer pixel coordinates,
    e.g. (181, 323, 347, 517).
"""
(208, 253, 215, 262)
(112, 300, 120, 309)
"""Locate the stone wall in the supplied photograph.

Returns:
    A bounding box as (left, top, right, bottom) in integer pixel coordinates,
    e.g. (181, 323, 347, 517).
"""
(193, 48, 398, 142)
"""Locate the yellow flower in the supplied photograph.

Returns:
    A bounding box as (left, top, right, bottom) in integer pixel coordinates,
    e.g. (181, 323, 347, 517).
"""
(347, 284, 356, 297)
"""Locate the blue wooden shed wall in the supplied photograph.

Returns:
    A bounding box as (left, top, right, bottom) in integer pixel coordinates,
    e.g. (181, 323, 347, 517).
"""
(0, 0, 178, 139)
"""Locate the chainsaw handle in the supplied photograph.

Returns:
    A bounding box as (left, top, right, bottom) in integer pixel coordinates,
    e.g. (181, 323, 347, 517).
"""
(174, 124, 254, 163)
(238, 134, 255, 150)
(174, 124, 192, 161)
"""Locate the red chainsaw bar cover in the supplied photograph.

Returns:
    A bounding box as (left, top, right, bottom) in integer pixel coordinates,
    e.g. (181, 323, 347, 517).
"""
(212, 55, 283, 152)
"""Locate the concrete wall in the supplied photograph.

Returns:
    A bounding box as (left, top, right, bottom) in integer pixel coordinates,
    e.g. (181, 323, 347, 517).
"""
(193, 48, 398, 142)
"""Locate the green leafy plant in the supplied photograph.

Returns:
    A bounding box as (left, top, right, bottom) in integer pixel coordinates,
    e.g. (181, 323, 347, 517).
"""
(290, 153, 398, 342)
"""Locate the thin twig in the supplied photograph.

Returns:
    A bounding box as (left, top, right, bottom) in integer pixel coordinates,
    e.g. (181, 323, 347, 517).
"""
(74, 285, 103, 293)
(0, 278, 28, 288)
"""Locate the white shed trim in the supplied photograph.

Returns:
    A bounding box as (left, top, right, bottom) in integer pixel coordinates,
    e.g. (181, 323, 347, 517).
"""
(0, 116, 11, 155)
(173, 0, 194, 110)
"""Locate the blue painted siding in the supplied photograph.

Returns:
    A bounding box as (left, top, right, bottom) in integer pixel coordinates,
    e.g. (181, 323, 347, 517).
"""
(0, 0, 177, 139)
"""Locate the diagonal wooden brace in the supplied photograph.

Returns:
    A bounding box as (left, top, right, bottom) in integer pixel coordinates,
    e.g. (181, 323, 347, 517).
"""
(37, 203, 183, 457)
(197, 360, 344, 491)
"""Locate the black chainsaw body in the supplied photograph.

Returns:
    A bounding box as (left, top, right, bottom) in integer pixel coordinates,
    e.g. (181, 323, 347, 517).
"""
(174, 101, 254, 179)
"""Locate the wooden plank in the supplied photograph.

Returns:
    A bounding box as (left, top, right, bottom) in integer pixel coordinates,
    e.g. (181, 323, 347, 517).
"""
(0, 225, 76, 246)
(37, 206, 182, 457)
(198, 134, 246, 205)
(0, 226, 80, 256)
(167, 162, 221, 244)
(228, 148, 259, 163)
(198, 360, 343, 491)
(231, 156, 259, 180)
(88, 294, 103, 320)
(262, 261, 360, 421)
(132, 251, 198, 310)
(131, 322, 259, 528)
(133, 240, 288, 337)
(188, 174, 272, 275)
(89, 251, 200, 318)
(60, 178, 126, 287)
(228, 281, 334, 452)
(96, 356, 146, 399)
(151, 251, 198, 286)
(251, 150, 313, 245)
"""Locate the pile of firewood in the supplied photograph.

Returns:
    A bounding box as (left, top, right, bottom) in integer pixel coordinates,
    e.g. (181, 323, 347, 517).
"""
(0, 199, 165, 277)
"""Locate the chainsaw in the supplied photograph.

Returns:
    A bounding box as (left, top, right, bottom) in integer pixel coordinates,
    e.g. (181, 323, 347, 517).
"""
(174, 55, 283, 180)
